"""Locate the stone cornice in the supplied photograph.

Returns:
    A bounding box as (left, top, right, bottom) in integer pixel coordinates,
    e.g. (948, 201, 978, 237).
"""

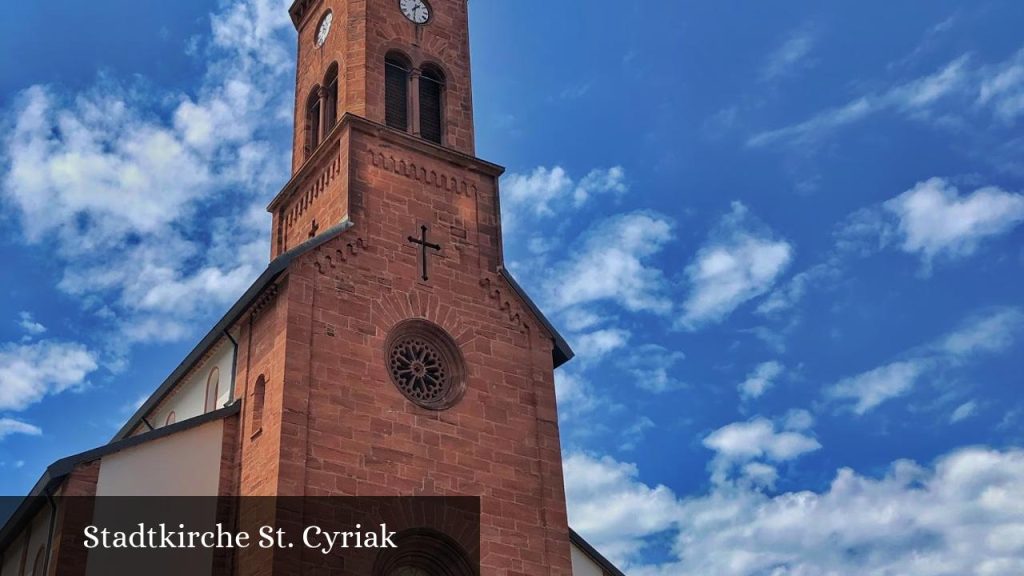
(267, 113, 504, 214)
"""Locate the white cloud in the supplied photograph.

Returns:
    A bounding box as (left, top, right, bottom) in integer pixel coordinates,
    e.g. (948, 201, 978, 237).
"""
(681, 202, 793, 328)
(620, 344, 686, 393)
(978, 48, 1024, 124)
(574, 166, 627, 206)
(951, 401, 979, 423)
(502, 166, 573, 222)
(572, 328, 631, 363)
(17, 312, 46, 337)
(0, 0, 293, 348)
(563, 452, 682, 566)
(559, 308, 604, 332)
(620, 416, 656, 452)
(828, 308, 1022, 415)
(940, 307, 1024, 358)
(828, 360, 929, 415)
(555, 370, 619, 421)
(739, 361, 785, 400)
(546, 212, 674, 314)
(885, 178, 1024, 264)
(0, 340, 99, 411)
(0, 418, 43, 441)
(704, 417, 821, 465)
(749, 55, 969, 147)
(501, 165, 627, 231)
(761, 27, 816, 82)
(567, 447, 1024, 576)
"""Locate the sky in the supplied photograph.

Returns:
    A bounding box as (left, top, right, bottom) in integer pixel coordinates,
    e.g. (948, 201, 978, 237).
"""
(1, 0, 1023, 574)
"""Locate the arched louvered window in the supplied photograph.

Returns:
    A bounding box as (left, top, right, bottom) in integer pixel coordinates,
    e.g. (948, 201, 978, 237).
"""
(385, 53, 411, 131)
(324, 64, 339, 133)
(165, 411, 176, 426)
(305, 88, 322, 159)
(419, 65, 445, 145)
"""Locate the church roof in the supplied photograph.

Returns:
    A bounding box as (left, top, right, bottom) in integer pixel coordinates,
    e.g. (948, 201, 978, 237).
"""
(0, 403, 623, 576)
(109, 219, 357, 443)
(0, 403, 241, 552)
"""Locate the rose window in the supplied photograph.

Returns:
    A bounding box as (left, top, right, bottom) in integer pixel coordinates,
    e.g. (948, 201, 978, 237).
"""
(386, 320, 465, 410)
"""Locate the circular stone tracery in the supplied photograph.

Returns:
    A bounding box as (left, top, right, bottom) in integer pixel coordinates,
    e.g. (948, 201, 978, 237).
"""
(386, 320, 465, 410)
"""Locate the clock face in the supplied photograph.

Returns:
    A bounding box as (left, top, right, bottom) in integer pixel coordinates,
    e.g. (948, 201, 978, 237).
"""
(316, 11, 333, 47)
(399, 0, 431, 25)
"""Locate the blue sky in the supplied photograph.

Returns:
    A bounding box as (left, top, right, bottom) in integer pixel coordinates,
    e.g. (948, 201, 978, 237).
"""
(1, 1, 1023, 574)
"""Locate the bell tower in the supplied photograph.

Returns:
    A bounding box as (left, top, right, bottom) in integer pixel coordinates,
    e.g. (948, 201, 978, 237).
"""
(244, 1, 577, 574)
(289, 0, 475, 173)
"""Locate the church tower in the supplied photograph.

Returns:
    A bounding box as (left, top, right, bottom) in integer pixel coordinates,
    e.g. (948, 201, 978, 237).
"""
(241, 0, 577, 573)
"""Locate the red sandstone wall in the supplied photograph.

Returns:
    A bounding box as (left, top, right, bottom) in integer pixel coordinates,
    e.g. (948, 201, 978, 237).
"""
(247, 124, 573, 574)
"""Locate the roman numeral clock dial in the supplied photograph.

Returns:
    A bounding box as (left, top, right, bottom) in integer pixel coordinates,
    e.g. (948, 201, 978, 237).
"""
(399, 0, 431, 25)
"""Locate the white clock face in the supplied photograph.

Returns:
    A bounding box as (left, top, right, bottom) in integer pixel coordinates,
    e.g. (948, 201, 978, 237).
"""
(316, 11, 333, 47)
(399, 0, 431, 24)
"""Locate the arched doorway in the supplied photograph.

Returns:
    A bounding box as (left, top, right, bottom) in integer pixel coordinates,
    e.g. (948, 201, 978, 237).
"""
(374, 529, 477, 576)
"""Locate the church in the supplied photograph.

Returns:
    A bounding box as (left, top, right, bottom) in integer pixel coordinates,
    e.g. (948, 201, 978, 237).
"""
(0, 1, 625, 575)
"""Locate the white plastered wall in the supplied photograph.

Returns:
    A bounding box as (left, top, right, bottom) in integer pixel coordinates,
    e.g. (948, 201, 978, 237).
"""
(87, 420, 225, 576)
(571, 541, 607, 576)
(96, 418, 225, 497)
(147, 339, 235, 430)
(0, 506, 51, 576)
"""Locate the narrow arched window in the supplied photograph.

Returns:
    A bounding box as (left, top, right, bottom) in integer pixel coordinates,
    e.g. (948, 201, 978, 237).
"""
(251, 375, 266, 436)
(205, 367, 221, 413)
(305, 88, 322, 158)
(419, 65, 445, 145)
(324, 64, 339, 133)
(165, 411, 176, 426)
(385, 53, 411, 131)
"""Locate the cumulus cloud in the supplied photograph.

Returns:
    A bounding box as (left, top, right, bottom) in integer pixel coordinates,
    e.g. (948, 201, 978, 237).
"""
(563, 452, 682, 565)
(566, 447, 1024, 576)
(16, 312, 46, 337)
(885, 178, 1024, 264)
(572, 328, 631, 363)
(680, 202, 793, 328)
(768, 178, 1024, 323)
(739, 361, 785, 400)
(0, 0, 294, 348)
(554, 370, 620, 422)
(0, 418, 43, 441)
(501, 165, 627, 231)
(0, 340, 99, 412)
(546, 212, 674, 314)
(704, 416, 821, 468)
